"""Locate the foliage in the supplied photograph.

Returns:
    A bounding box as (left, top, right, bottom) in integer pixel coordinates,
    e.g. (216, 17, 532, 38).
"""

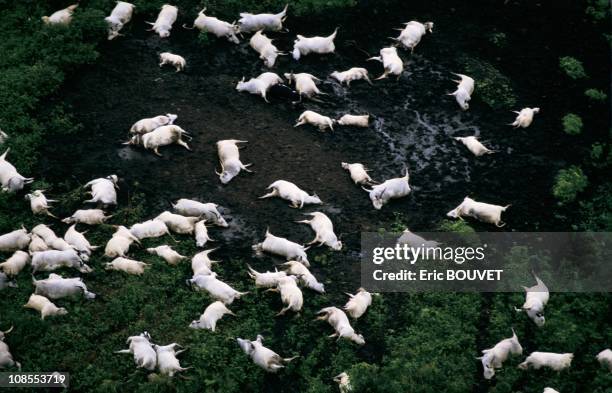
(585, 88, 607, 101)
(559, 56, 587, 80)
(487, 31, 507, 48)
(585, 0, 611, 22)
(459, 56, 517, 110)
(552, 166, 588, 203)
(437, 219, 475, 233)
(577, 183, 612, 231)
(562, 113, 583, 135)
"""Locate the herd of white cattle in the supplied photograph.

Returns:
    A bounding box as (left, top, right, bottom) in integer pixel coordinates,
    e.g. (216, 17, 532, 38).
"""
(0, 2, 607, 390)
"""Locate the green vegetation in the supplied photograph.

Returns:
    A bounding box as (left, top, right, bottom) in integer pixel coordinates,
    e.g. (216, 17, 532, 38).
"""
(562, 113, 583, 135)
(437, 219, 475, 233)
(585, 88, 607, 101)
(559, 56, 587, 79)
(459, 56, 517, 110)
(553, 166, 588, 203)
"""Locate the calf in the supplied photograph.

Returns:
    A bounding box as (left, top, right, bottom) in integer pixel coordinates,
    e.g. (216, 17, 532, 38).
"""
(454, 136, 494, 156)
(194, 220, 213, 247)
(126, 125, 192, 156)
(236, 72, 283, 102)
(281, 261, 324, 293)
(156, 211, 199, 234)
(292, 28, 338, 60)
(0, 149, 33, 193)
(252, 229, 310, 266)
(284, 72, 324, 101)
(511, 107, 540, 128)
(62, 209, 111, 225)
(362, 167, 411, 209)
(216, 140, 253, 184)
(343, 288, 372, 319)
(172, 199, 228, 227)
(147, 245, 186, 265)
(267, 275, 303, 315)
(187, 273, 247, 305)
(106, 257, 149, 275)
(341, 162, 374, 185)
(42, 4, 78, 25)
(32, 249, 92, 274)
(250, 30, 285, 68)
(185, 8, 239, 44)
(316, 307, 365, 345)
(392, 21, 433, 52)
(146, 4, 178, 38)
(515, 273, 549, 327)
(115, 332, 156, 370)
(247, 264, 287, 288)
(0, 251, 30, 276)
(367, 47, 403, 80)
(330, 68, 372, 86)
(0, 228, 31, 253)
(189, 301, 234, 331)
(0, 326, 20, 370)
(159, 52, 186, 72)
(64, 224, 97, 259)
(238, 4, 288, 33)
(84, 175, 118, 206)
(130, 219, 170, 240)
(333, 372, 352, 393)
(337, 114, 369, 128)
(259, 180, 322, 208)
(294, 110, 335, 131)
(154, 343, 190, 377)
(518, 352, 573, 371)
(106, 1, 134, 40)
(396, 229, 439, 248)
(448, 73, 475, 110)
(192, 248, 219, 276)
(236, 335, 298, 373)
(130, 114, 177, 135)
(29, 234, 48, 253)
(296, 212, 342, 250)
(105, 225, 140, 258)
(33, 273, 96, 300)
(25, 190, 57, 217)
(596, 349, 612, 371)
(447, 196, 510, 227)
(477, 329, 523, 379)
(23, 294, 68, 320)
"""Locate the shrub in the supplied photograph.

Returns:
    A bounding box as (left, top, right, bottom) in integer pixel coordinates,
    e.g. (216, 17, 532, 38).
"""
(584, 88, 607, 101)
(559, 56, 587, 79)
(553, 166, 588, 203)
(562, 113, 583, 135)
(459, 56, 517, 110)
(437, 220, 475, 233)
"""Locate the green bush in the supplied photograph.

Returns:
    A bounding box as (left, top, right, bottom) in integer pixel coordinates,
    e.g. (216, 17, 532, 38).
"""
(459, 56, 517, 110)
(437, 219, 475, 233)
(562, 113, 583, 135)
(586, 0, 611, 22)
(553, 166, 588, 203)
(559, 56, 587, 79)
(585, 88, 607, 101)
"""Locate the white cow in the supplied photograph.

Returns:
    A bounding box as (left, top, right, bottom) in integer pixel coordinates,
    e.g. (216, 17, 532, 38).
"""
(448, 73, 475, 110)
(454, 136, 494, 156)
(236, 335, 298, 373)
(105, 257, 149, 275)
(155, 211, 199, 234)
(31, 249, 92, 274)
(367, 47, 403, 80)
(392, 21, 433, 52)
(25, 190, 57, 217)
(333, 372, 352, 393)
(62, 209, 111, 225)
(189, 301, 234, 331)
(337, 114, 369, 127)
(396, 229, 439, 248)
(596, 349, 612, 371)
(130, 219, 171, 240)
(172, 199, 228, 227)
(252, 229, 310, 266)
(268, 275, 303, 315)
(146, 4, 178, 38)
(187, 273, 247, 305)
(511, 107, 540, 128)
(296, 212, 342, 250)
(0, 251, 30, 276)
(280, 261, 324, 293)
(42, 4, 78, 25)
(447, 196, 510, 227)
(238, 5, 288, 33)
(154, 343, 189, 377)
(316, 307, 365, 345)
(0, 326, 20, 370)
(130, 114, 177, 135)
(194, 220, 212, 247)
(250, 30, 285, 68)
(126, 125, 192, 156)
(29, 234, 48, 253)
(147, 245, 186, 265)
(105, 225, 140, 258)
(84, 175, 118, 206)
(518, 352, 573, 371)
(185, 8, 240, 44)
(543, 389, 560, 393)
(247, 264, 287, 288)
(236, 72, 283, 103)
(0, 149, 33, 193)
(1, 228, 32, 253)
(115, 332, 157, 370)
(64, 224, 97, 259)
(23, 294, 68, 320)
(294, 110, 335, 131)
(259, 180, 322, 208)
(515, 274, 549, 327)
(192, 248, 219, 276)
(106, 1, 135, 40)
(292, 28, 338, 60)
(159, 52, 186, 72)
(343, 288, 372, 319)
(330, 68, 372, 86)
(33, 273, 96, 300)
(477, 329, 523, 379)
(362, 167, 411, 209)
(216, 139, 252, 184)
(284, 72, 323, 101)
(341, 162, 374, 185)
